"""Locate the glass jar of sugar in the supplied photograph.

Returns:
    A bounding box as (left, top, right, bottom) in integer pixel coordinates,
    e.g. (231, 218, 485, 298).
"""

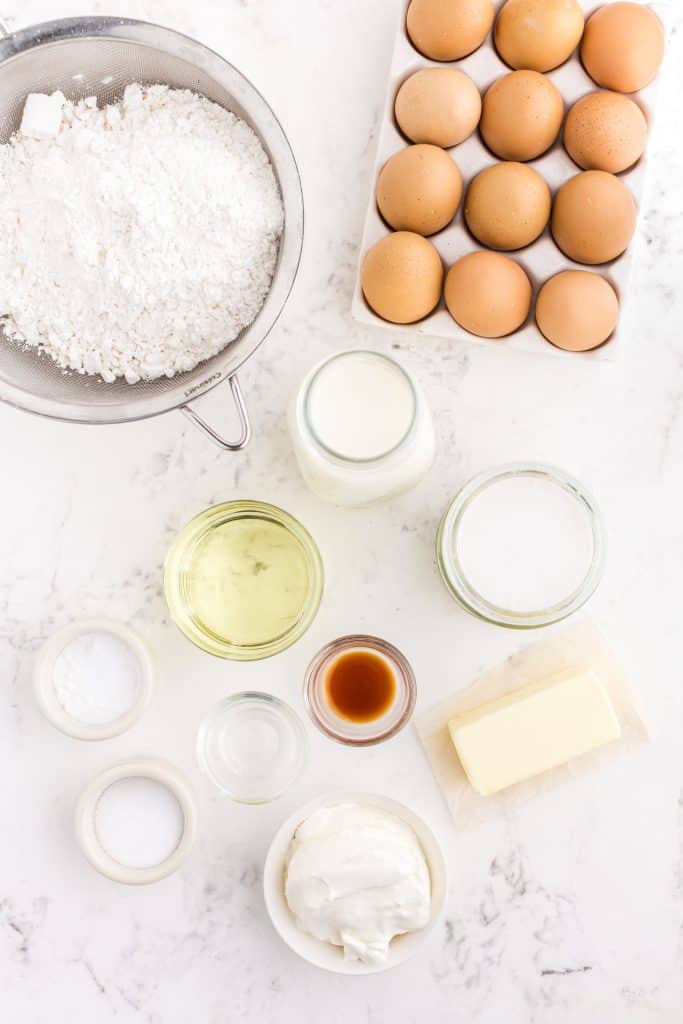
(437, 463, 605, 629)
(288, 350, 435, 506)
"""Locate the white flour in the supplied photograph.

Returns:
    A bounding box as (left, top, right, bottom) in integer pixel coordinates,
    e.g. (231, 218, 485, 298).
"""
(0, 84, 284, 383)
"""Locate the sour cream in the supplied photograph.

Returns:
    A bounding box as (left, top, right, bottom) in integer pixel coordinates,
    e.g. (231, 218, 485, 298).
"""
(284, 802, 431, 965)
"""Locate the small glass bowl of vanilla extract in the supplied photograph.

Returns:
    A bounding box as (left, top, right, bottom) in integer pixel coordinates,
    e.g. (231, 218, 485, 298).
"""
(303, 635, 416, 746)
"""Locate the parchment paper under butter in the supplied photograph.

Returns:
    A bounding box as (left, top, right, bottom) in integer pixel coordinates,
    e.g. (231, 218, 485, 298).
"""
(414, 619, 649, 828)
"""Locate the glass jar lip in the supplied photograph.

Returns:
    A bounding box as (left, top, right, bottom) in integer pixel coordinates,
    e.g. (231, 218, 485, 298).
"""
(303, 634, 417, 746)
(196, 692, 308, 803)
(301, 349, 418, 464)
(163, 500, 324, 661)
(436, 462, 606, 629)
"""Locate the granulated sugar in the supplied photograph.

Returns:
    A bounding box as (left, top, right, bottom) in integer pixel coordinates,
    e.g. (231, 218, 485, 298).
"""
(455, 474, 596, 613)
(0, 84, 284, 383)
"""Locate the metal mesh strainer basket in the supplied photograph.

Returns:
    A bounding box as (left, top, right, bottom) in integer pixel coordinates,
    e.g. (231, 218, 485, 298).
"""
(0, 17, 304, 448)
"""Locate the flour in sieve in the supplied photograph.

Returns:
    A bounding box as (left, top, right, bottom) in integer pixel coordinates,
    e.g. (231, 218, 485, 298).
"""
(0, 84, 284, 383)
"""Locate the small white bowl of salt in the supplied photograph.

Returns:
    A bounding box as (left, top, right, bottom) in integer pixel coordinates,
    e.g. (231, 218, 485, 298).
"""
(33, 619, 154, 740)
(75, 757, 197, 884)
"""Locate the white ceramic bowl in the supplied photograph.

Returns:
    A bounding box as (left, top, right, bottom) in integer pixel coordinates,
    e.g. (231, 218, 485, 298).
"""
(33, 618, 155, 740)
(74, 757, 198, 884)
(263, 791, 448, 974)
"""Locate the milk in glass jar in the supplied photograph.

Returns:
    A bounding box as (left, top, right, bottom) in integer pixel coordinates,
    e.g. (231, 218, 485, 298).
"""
(288, 350, 435, 506)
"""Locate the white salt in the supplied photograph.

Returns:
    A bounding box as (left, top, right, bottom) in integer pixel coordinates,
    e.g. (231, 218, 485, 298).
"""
(53, 631, 141, 725)
(95, 777, 184, 869)
(456, 475, 595, 613)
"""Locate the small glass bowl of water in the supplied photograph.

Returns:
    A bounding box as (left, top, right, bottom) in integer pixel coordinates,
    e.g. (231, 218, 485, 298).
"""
(197, 692, 308, 803)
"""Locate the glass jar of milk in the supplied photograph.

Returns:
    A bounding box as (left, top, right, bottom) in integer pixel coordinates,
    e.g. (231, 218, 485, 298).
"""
(289, 350, 435, 506)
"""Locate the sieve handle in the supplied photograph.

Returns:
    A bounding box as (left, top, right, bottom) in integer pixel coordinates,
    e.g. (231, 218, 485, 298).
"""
(180, 374, 251, 451)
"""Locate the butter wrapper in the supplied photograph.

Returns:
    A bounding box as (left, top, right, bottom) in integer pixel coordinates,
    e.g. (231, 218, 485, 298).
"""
(414, 619, 649, 828)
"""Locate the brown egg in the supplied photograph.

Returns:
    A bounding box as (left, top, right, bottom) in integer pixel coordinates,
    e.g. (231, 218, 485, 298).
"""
(395, 68, 482, 149)
(407, 0, 494, 61)
(495, 0, 585, 72)
(465, 163, 551, 251)
(362, 232, 443, 324)
(481, 71, 564, 161)
(564, 91, 648, 173)
(536, 270, 619, 351)
(552, 170, 636, 264)
(445, 251, 532, 338)
(376, 145, 462, 236)
(581, 3, 665, 93)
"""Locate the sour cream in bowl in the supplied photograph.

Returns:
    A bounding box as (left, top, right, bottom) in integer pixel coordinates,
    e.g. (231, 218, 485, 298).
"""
(263, 792, 447, 974)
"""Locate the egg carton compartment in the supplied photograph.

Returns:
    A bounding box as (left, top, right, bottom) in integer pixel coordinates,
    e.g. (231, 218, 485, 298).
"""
(351, 0, 668, 363)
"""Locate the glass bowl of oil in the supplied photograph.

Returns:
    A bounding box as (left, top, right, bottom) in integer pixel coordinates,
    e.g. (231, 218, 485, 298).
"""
(164, 500, 324, 660)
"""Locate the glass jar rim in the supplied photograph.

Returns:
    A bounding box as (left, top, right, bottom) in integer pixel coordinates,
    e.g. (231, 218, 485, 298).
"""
(436, 462, 605, 629)
(301, 349, 418, 465)
(164, 500, 324, 660)
(303, 634, 417, 746)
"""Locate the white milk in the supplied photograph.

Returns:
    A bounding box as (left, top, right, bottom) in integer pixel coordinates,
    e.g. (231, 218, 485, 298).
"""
(456, 475, 595, 612)
(306, 351, 415, 460)
(289, 350, 435, 506)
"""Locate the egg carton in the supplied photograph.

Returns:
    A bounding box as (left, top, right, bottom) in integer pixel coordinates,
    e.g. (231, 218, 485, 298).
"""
(351, 0, 668, 363)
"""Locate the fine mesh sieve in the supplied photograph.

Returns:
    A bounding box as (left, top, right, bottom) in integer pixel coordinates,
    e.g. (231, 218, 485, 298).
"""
(0, 16, 304, 448)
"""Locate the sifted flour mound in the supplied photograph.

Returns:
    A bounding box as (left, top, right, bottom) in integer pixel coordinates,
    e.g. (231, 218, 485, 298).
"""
(0, 84, 284, 383)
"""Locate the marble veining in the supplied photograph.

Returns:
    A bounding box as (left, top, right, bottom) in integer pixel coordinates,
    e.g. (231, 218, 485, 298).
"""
(1, 1, 683, 1021)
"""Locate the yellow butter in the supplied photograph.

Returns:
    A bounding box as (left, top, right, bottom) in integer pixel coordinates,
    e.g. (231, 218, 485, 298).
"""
(448, 668, 621, 796)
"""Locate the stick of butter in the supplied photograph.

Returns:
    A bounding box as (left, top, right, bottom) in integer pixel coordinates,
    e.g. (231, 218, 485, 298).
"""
(448, 668, 622, 796)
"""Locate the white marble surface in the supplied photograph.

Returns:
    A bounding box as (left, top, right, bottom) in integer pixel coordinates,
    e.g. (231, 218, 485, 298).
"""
(1, 1, 683, 1021)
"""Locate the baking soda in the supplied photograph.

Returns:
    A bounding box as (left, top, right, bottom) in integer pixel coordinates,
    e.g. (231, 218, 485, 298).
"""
(53, 631, 141, 725)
